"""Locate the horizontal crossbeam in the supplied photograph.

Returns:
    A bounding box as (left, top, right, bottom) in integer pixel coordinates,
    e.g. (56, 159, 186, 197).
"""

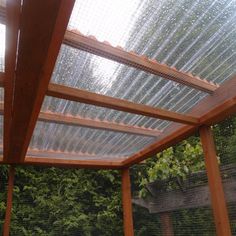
(64, 30, 218, 93)
(47, 83, 199, 125)
(0, 98, 161, 137)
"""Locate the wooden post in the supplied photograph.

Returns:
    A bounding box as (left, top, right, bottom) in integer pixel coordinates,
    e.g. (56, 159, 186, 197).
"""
(160, 212, 174, 236)
(3, 166, 15, 236)
(199, 126, 231, 236)
(121, 168, 134, 236)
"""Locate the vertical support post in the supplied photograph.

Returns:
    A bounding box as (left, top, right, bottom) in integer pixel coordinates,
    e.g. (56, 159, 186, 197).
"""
(199, 126, 231, 236)
(121, 168, 134, 236)
(3, 166, 15, 236)
(160, 212, 174, 236)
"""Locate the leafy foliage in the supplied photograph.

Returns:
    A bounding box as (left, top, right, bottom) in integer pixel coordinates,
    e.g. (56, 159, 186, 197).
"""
(0, 116, 236, 235)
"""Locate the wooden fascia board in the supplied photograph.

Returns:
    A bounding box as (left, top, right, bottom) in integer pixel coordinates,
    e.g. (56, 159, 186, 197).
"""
(26, 149, 125, 162)
(6, 0, 75, 163)
(0, 72, 4, 86)
(64, 30, 218, 93)
(0, 157, 123, 169)
(4, 0, 21, 160)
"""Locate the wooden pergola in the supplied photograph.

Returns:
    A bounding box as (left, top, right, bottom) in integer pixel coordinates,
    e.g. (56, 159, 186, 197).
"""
(0, 1, 235, 235)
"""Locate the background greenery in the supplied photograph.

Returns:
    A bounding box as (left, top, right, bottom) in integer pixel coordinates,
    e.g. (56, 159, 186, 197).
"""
(0, 116, 235, 235)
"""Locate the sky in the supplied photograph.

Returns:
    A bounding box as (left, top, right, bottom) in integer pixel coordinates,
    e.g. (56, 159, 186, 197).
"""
(67, 0, 143, 91)
(0, 0, 144, 88)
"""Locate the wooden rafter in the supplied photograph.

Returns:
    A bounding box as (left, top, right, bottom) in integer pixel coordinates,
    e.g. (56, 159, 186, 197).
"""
(0, 7, 220, 94)
(4, 0, 21, 161)
(0, 144, 125, 162)
(0, 156, 123, 169)
(0, 72, 4, 86)
(39, 111, 161, 137)
(5, 0, 75, 163)
(123, 75, 236, 166)
(26, 149, 125, 161)
(0, 100, 161, 138)
(0, 2, 235, 171)
(0, 76, 235, 168)
(47, 83, 199, 125)
(24, 157, 122, 169)
(64, 30, 218, 94)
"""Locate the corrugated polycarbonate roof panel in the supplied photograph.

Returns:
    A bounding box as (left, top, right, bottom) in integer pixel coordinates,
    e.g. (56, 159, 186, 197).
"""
(51, 45, 205, 115)
(29, 0, 236, 160)
(0, 87, 3, 101)
(41, 96, 165, 130)
(28, 120, 155, 159)
(68, 0, 236, 84)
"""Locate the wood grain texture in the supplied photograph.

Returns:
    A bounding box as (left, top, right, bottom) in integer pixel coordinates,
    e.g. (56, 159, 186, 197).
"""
(121, 168, 134, 236)
(123, 75, 236, 166)
(26, 149, 125, 162)
(133, 179, 236, 213)
(200, 126, 231, 236)
(0, 146, 125, 164)
(47, 83, 198, 125)
(64, 31, 217, 93)
(0, 8, 219, 93)
(24, 157, 122, 169)
(160, 213, 174, 236)
(6, 0, 75, 163)
(3, 166, 15, 236)
(4, 0, 21, 161)
(38, 111, 162, 137)
(0, 101, 161, 137)
(0, 72, 4, 86)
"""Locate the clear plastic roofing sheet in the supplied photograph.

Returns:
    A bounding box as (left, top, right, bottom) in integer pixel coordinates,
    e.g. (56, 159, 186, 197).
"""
(29, 0, 236, 160)
(68, 0, 236, 82)
(51, 45, 205, 114)
(28, 121, 155, 159)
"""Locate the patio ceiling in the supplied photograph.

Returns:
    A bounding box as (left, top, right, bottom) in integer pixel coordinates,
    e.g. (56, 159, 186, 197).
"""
(0, 0, 236, 168)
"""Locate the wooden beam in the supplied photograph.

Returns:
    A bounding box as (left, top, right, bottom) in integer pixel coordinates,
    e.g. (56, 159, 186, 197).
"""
(0, 72, 4, 86)
(160, 213, 174, 236)
(199, 126, 231, 236)
(23, 157, 122, 169)
(133, 179, 236, 213)
(39, 112, 161, 137)
(0, 10, 220, 93)
(4, 0, 21, 161)
(0, 101, 161, 137)
(0, 157, 122, 169)
(121, 168, 134, 236)
(3, 166, 15, 236)
(64, 30, 218, 93)
(47, 83, 199, 125)
(6, 0, 75, 163)
(26, 149, 125, 162)
(123, 75, 236, 166)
